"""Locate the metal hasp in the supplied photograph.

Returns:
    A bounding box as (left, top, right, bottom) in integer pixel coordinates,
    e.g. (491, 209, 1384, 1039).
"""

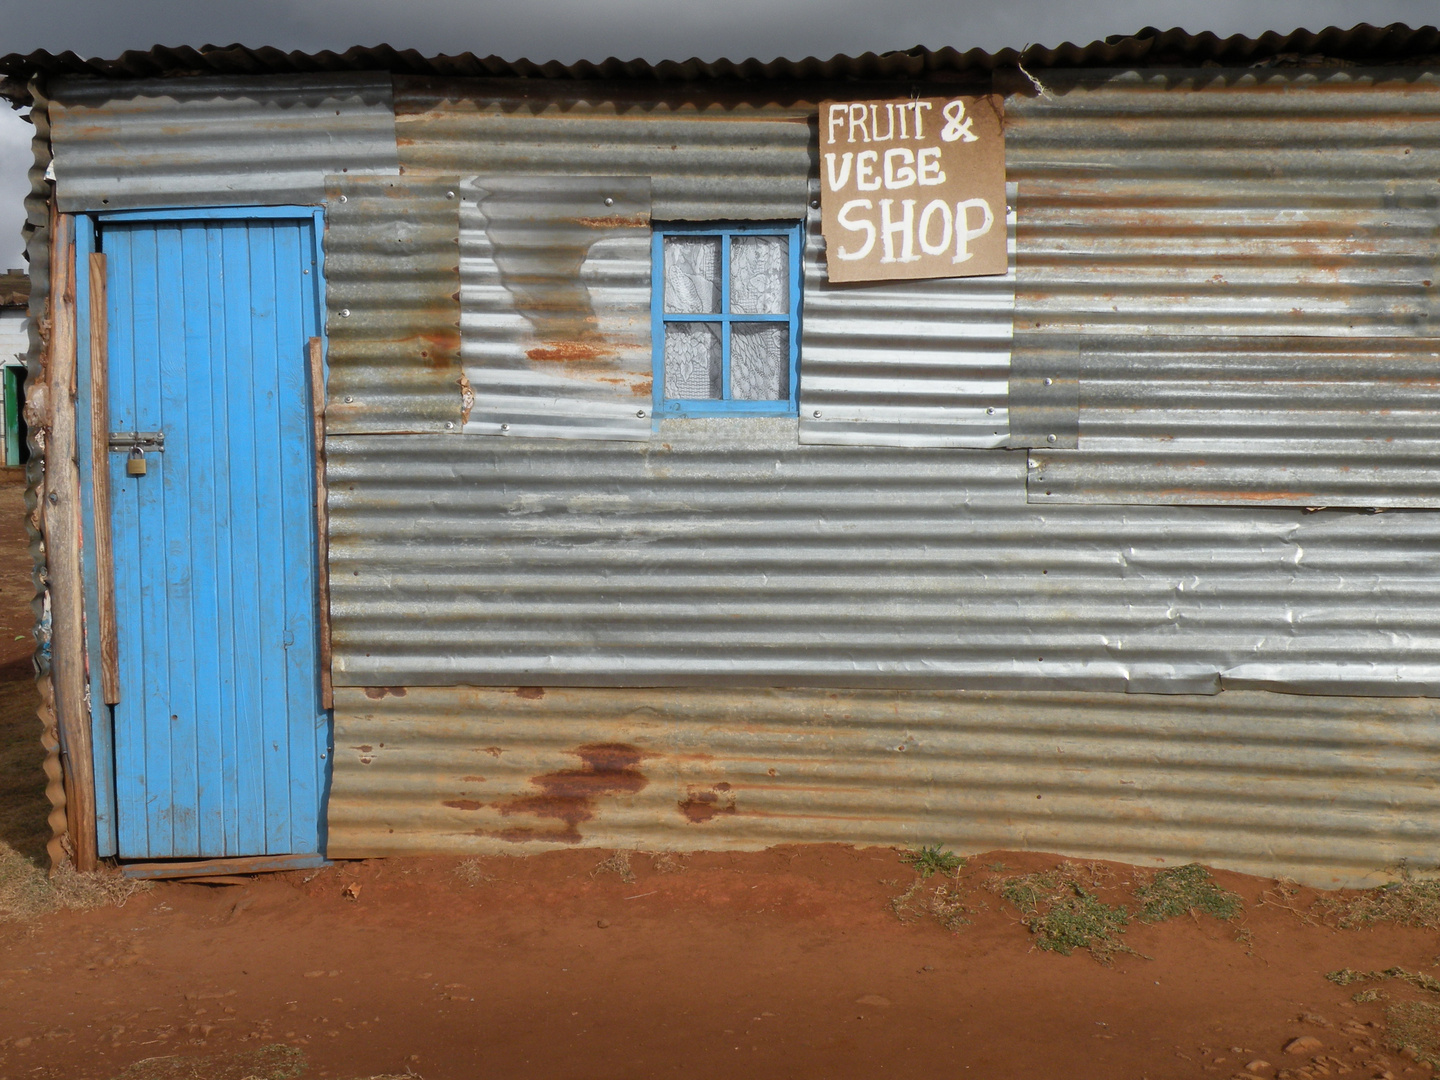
(107, 430, 163, 452)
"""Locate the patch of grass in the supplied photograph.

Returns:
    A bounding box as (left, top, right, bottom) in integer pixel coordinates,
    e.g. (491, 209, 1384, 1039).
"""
(1354, 988, 1386, 1003)
(1132, 864, 1243, 923)
(899, 845, 964, 879)
(107, 1044, 305, 1080)
(0, 841, 150, 922)
(1326, 966, 1440, 994)
(590, 851, 635, 884)
(1387, 1000, 1440, 1068)
(987, 862, 1010, 873)
(648, 851, 688, 874)
(888, 876, 981, 932)
(1315, 866, 1440, 930)
(992, 866, 1134, 964)
(453, 858, 493, 886)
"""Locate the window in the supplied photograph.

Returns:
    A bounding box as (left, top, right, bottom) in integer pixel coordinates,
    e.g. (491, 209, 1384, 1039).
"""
(651, 222, 803, 416)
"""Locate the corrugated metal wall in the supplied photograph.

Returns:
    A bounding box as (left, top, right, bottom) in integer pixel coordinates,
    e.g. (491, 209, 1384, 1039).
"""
(798, 181, 1016, 448)
(49, 73, 400, 211)
(1007, 68, 1440, 505)
(325, 420, 1440, 695)
(328, 683, 1440, 888)
(393, 77, 811, 221)
(459, 174, 654, 440)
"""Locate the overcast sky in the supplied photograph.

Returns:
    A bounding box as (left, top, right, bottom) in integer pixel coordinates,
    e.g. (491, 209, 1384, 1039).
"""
(0, 0, 1435, 266)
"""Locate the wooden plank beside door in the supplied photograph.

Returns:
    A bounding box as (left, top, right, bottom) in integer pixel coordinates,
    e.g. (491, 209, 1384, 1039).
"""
(46, 211, 97, 871)
(89, 252, 119, 705)
(308, 338, 333, 710)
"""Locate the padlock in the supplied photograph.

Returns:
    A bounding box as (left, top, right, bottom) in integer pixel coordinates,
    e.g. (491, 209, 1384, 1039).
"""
(126, 446, 147, 477)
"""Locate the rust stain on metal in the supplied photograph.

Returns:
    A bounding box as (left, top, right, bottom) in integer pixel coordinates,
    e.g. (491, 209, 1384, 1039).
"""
(525, 342, 616, 363)
(363, 686, 408, 699)
(574, 214, 648, 229)
(476, 746, 505, 757)
(443, 799, 484, 811)
(457, 371, 474, 424)
(459, 775, 487, 783)
(489, 743, 650, 843)
(513, 687, 545, 699)
(678, 783, 738, 824)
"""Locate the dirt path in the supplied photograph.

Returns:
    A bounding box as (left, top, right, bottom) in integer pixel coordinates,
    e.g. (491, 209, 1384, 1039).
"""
(0, 467, 46, 864)
(3, 845, 1439, 1080)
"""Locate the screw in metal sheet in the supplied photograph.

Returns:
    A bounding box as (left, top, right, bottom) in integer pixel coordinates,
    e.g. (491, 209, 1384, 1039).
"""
(501, 423, 510, 432)
(339, 309, 351, 318)
(445, 421, 455, 429)
(446, 191, 455, 199)
(338, 195, 347, 203)
(812, 410, 821, 418)
(344, 396, 354, 404)
(636, 410, 646, 418)
(1046, 434, 1057, 443)
(986, 407, 995, 415)
(1043, 377, 1053, 386)
(605, 197, 614, 206)
(810, 199, 820, 209)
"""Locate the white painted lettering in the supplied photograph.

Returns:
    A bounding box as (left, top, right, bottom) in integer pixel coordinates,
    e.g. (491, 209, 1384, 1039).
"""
(952, 198, 995, 264)
(917, 146, 945, 186)
(883, 148, 916, 189)
(848, 103, 870, 143)
(871, 103, 895, 142)
(918, 199, 953, 256)
(836, 199, 877, 260)
(855, 150, 881, 191)
(826, 103, 848, 145)
(824, 152, 854, 192)
(880, 199, 920, 263)
(912, 101, 932, 139)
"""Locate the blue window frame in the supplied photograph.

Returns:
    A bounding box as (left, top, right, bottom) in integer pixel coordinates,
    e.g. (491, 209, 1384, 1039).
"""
(651, 221, 803, 417)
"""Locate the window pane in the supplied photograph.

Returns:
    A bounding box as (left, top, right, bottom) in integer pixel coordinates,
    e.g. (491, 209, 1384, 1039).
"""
(730, 235, 788, 315)
(664, 236, 722, 314)
(730, 323, 789, 401)
(664, 322, 722, 398)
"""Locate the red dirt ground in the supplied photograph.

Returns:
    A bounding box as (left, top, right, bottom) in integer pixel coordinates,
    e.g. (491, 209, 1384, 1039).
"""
(3, 846, 1440, 1080)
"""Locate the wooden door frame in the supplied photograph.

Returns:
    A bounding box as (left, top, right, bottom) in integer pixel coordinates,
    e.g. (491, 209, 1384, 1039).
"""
(72, 205, 332, 862)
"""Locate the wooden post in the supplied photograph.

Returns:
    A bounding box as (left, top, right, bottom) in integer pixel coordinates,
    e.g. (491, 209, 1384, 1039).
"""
(308, 338, 334, 710)
(89, 253, 119, 705)
(46, 212, 97, 871)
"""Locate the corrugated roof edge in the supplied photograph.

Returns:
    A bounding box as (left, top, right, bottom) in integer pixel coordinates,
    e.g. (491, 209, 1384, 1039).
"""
(1, 23, 1438, 105)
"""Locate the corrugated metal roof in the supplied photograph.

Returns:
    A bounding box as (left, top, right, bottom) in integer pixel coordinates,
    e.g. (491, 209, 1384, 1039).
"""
(327, 683, 1440, 888)
(2, 24, 1439, 92)
(324, 421, 1440, 696)
(1005, 66, 1440, 503)
(798, 181, 1015, 448)
(47, 73, 399, 212)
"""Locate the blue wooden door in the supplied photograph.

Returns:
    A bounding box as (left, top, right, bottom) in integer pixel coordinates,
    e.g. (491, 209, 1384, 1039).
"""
(104, 212, 327, 859)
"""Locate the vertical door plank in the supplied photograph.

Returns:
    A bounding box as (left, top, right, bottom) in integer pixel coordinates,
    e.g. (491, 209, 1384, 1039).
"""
(308, 336, 333, 712)
(89, 253, 120, 706)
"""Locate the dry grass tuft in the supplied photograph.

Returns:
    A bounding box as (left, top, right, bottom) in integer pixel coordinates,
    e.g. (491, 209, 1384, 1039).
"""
(1315, 866, 1440, 930)
(106, 1043, 305, 1080)
(990, 864, 1135, 964)
(590, 851, 636, 884)
(648, 852, 688, 874)
(0, 841, 150, 922)
(1326, 966, 1440, 994)
(1132, 864, 1243, 923)
(453, 859, 494, 887)
(1387, 1000, 1440, 1068)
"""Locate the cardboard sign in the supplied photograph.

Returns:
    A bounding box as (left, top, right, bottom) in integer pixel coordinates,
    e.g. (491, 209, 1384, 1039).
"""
(819, 95, 1006, 283)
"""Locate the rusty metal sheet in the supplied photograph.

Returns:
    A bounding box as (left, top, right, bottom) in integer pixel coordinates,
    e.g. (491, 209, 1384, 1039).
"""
(460, 175, 652, 441)
(328, 683, 1440, 888)
(48, 74, 399, 212)
(323, 176, 464, 434)
(394, 77, 811, 221)
(799, 181, 1015, 448)
(1005, 68, 1440, 500)
(324, 423, 1440, 696)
